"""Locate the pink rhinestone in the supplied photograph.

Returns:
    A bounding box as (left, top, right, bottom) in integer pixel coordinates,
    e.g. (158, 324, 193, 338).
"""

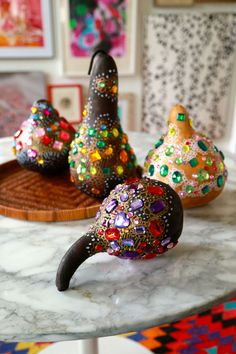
(43, 109, 50, 116)
(16, 142, 23, 151)
(35, 128, 45, 138)
(53, 140, 63, 151)
(128, 211, 134, 218)
(28, 119, 37, 126)
(27, 149, 38, 158)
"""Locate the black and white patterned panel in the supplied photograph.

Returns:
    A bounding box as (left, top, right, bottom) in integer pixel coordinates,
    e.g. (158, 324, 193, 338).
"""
(142, 13, 236, 139)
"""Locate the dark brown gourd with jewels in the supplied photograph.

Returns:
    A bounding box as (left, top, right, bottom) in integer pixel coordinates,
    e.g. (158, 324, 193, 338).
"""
(69, 50, 141, 198)
(56, 177, 183, 291)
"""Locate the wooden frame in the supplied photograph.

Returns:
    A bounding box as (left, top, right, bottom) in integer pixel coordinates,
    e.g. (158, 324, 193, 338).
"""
(0, 0, 53, 58)
(60, 0, 138, 76)
(48, 84, 83, 124)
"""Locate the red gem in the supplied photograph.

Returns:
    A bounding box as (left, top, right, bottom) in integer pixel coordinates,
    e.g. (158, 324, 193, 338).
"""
(95, 244, 103, 252)
(14, 129, 22, 138)
(144, 253, 157, 259)
(158, 246, 165, 254)
(60, 130, 70, 141)
(43, 109, 50, 116)
(42, 135, 51, 146)
(60, 120, 69, 130)
(147, 186, 164, 196)
(139, 242, 147, 248)
(16, 141, 23, 151)
(125, 177, 140, 184)
(154, 239, 161, 247)
(149, 220, 163, 237)
(137, 249, 143, 254)
(97, 229, 104, 235)
(105, 228, 120, 241)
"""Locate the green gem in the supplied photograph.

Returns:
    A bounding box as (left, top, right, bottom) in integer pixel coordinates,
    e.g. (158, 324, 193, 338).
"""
(79, 142, 84, 147)
(103, 167, 110, 175)
(98, 81, 106, 88)
(77, 163, 86, 174)
(175, 157, 183, 165)
(198, 140, 208, 151)
(155, 138, 164, 149)
(165, 145, 175, 156)
(131, 155, 136, 161)
(160, 164, 168, 177)
(70, 160, 75, 168)
(97, 140, 105, 149)
(186, 185, 194, 194)
(88, 128, 96, 137)
(101, 130, 108, 138)
(72, 145, 78, 154)
(147, 150, 154, 158)
(75, 132, 80, 138)
(217, 175, 223, 187)
(206, 157, 213, 166)
(202, 185, 210, 194)
(148, 164, 155, 176)
(125, 144, 131, 151)
(219, 151, 225, 160)
(214, 145, 219, 152)
(128, 161, 134, 170)
(189, 158, 198, 167)
(172, 171, 182, 183)
(177, 113, 186, 121)
(86, 175, 90, 179)
(197, 169, 209, 181)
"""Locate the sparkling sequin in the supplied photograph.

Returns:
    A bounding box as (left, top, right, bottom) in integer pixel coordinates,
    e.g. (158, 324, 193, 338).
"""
(172, 171, 182, 184)
(160, 164, 168, 177)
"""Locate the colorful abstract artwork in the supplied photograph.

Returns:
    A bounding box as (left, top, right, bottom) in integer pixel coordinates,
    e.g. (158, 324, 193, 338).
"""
(0, 0, 43, 47)
(69, 0, 127, 58)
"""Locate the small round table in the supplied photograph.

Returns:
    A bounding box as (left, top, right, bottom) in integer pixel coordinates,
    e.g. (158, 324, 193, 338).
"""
(0, 134, 236, 354)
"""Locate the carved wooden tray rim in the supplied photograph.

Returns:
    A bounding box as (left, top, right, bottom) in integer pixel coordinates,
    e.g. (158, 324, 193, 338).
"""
(0, 160, 101, 222)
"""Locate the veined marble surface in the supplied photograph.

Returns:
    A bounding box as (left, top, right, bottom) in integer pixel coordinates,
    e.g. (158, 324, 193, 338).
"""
(0, 134, 236, 342)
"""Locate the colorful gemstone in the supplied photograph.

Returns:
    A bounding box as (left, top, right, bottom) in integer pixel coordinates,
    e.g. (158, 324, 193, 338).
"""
(97, 140, 105, 149)
(150, 200, 166, 213)
(148, 164, 155, 176)
(105, 147, 113, 156)
(105, 228, 120, 241)
(160, 165, 168, 177)
(114, 212, 130, 228)
(60, 120, 69, 130)
(110, 241, 120, 252)
(122, 238, 134, 247)
(130, 199, 143, 211)
(189, 158, 198, 167)
(37, 157, 44, 165)
(182, 144, 190, 153)
(186, 185, 194, 194)
(177, 113, 186, 121)
(134, 225, 146, 234)
(161, 237, 171, 246)
(120, 192, 129, 202)
(175, 157, 183, 165)
(112, 128, 119, 137)
(53, 140, 63, 151)
(155, 138, 164, 149)
(206, 157, 213, 166)
(88, 128, 96, 137)
(147, 186, 164, 196)
(172, 171, 182, 183)
(31, 106, 37, 113)
(198, 140, 208, 151)
(90, 150, 101, 162)
(219, 151, 225, 160)
(219, 162, 224, 171)
(101, 124, 107, 130)
(101, 130, 108, 138)
(111, 85, 118, 94)
(165, 145, 175, 156)
(122, 251, 139, 259)
(217, 175, 223, 187)
(91, 187, 101, 195)
(42, 135, 52, 146)
(169, 127, 176, 136)
(120, 150, 128, 163)
(103, 167, 110, 175)
(197, 169, 209, 181)
(202, 185, 210, 194)
(60, 131, 70, 141)
(149, 220, 163, 237)
(117, 165, 124, 175)
(27, 149, 37, 158)
(98, 81, 106, 88)
(105, 199, 118, 213)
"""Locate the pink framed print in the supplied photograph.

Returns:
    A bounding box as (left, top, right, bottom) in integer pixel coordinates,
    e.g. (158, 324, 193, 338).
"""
(0, 0, 53, 58)
(48, 84, 83, 124)
(61, 0, 137, 76)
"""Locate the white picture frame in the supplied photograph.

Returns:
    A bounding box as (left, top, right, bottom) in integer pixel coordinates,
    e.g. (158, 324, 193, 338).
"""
(61, 0, 137, 76)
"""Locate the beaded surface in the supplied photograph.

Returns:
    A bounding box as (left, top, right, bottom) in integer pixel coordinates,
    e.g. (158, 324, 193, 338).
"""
(69, 52, 139, 198)
(86, 177, 183, 259)
(13, 99, 75, 174)
(143, 105, 227, 207)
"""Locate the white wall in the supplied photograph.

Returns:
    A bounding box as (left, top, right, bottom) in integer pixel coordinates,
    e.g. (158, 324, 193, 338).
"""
(0, 0, 236, 151)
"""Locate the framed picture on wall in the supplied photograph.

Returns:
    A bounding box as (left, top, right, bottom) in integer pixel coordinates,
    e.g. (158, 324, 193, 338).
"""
(118, 93, 135, 130)
(0, 0, 53, 58)
(48, 84, 83, 124)
(61, 0, 137, 76)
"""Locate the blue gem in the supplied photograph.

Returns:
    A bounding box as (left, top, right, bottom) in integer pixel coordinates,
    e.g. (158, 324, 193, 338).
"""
(161, 237, 171, 246)
(130, 199, 143, 211)
(101, 124, 107, 130)
(150, 200, 165, 213)
(134, 225, 146, 234)
(114, 212, 130, 228)
(110, 241, 120, 251)
(122, 238, 134, 247)
(105, 199, 118, 213)
(120, 192, 129, 202)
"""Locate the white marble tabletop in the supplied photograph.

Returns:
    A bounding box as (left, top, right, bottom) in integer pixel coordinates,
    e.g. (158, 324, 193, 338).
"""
(0, 133, 236, 342)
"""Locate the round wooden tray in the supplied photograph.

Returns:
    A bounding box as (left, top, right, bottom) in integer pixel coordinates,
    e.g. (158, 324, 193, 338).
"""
(0, 160, 101, 222)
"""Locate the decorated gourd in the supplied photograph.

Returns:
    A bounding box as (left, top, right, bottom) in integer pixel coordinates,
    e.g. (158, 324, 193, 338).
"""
(13, 99, 75, 174)
(144, 104, 227, 208)
(69, 50, 140, 198)
(56, 177, 183, 291)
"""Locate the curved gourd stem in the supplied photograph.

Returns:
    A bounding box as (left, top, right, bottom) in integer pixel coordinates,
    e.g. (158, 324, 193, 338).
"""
(88, 49, 108, 75)
(56, 231, 96, 291)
